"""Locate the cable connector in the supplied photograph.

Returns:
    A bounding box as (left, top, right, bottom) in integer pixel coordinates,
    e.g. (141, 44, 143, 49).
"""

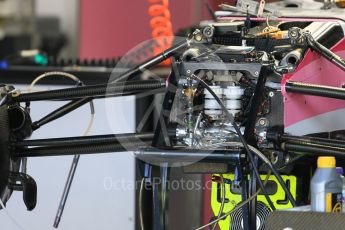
(212, 175, 233, 185)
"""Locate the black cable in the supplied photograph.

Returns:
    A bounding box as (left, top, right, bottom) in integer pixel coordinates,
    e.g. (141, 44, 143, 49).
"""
(192, 75, 277, 211)
(192, 74, 297, 208)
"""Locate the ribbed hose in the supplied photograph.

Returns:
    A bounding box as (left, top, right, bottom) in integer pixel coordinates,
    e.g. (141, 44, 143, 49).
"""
(11, 80, 165, 102)
(15, 133, 154, 147)
(14, 141, 151, 158)
(283, 142, 345, 157)
(285, 81, 345, 100)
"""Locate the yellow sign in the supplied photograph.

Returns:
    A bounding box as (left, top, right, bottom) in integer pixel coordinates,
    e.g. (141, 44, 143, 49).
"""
(210, 174, 297, 230)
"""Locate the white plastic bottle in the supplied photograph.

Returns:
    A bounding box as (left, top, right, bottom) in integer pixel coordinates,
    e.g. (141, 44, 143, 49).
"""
(310, 156, 342, 212)
(336, 167, 345, 213)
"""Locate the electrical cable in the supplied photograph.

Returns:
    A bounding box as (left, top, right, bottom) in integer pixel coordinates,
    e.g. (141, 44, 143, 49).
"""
(139, 178, 145, 230)
(26, 71, 96, 228)
(211, 174, 225, 230)
(208, 141, 297, 206)
(28, 71, 82, 93)
(193, 74, 296, 207)
(191, 74, 278, 211)
(196, 170, 271, 230)
(27, 72, 96, 134)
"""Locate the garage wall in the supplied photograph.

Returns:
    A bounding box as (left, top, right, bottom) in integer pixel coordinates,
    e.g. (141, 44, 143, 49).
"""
(79, 0, 207, 59)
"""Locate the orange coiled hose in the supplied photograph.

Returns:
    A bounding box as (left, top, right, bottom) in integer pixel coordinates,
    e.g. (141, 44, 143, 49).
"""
(147, 0, 174, 65)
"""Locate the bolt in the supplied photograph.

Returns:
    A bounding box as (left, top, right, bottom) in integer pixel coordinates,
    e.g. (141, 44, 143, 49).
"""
(194, 34, 203, 42)
(289, 29, 298, 38)
(205, 28, 212, 36)
(203, 26, 214, 38)
(269, 92, 274, 97)
(258, 118, 267, 126)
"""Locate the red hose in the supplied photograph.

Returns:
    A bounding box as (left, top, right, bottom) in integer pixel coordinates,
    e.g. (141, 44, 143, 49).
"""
(147, 0, 174, 65)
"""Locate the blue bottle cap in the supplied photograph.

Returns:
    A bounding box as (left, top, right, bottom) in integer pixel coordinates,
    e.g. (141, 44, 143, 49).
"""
(336, 167, 343, 175)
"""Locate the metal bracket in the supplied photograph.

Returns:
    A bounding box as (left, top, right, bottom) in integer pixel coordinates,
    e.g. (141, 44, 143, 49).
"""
(220, 0, 281, 18)
(8, 172, 37, 211)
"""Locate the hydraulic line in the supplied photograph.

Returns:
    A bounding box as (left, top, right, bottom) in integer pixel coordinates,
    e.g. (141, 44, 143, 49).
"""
(15, 133, 154, 147)
(285, 81, 345, 100)
(26, 71, 96, 229)
(10, 80, 165, 102)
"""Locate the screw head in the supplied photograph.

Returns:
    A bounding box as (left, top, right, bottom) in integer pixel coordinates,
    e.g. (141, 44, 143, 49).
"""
(203, 26, 214, 38)
(258, 118, 267, 126)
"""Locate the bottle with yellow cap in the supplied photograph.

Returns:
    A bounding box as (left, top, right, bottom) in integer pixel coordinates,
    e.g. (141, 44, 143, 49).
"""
(311, 156, 343, 212)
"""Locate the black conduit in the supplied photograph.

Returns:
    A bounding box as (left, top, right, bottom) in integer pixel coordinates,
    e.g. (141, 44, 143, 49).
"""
(285, 81, 345, 100)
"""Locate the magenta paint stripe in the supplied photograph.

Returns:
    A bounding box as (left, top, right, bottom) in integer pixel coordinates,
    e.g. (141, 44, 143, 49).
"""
(283, 37, 345, 127)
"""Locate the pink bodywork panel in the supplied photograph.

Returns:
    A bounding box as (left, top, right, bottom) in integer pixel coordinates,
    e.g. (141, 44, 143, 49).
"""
(282, 37, 345, 128)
